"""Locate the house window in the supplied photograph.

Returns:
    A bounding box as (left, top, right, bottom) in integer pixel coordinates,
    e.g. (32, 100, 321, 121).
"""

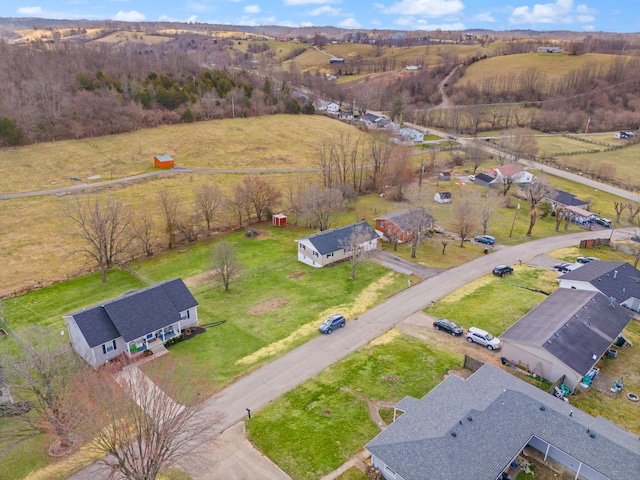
(313, 251, 319, 257)
(327, 252, 334, 258)
(180, 310, 190, 320)
(379, 221, 385, 228)
(384, 465, 397, 478)
(102, 340, 117, 355)
(300, 244, 305, 250)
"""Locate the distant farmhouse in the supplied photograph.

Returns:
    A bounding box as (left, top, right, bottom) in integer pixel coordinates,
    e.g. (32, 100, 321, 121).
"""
(366, 363, 640, 480)
(537, 46, 564, 53)
(295, 222, 379, 268)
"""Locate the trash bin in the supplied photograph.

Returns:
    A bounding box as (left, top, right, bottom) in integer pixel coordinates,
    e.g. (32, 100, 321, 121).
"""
(607, 349, 618, 358)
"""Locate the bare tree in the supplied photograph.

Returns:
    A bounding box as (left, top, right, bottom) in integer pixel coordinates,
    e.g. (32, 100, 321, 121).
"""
(554, 205, 565, 232)
(496, 129, 538, 164)
(466, 143, 486, 174)
(627, 201, 640, 224)
(157, 190, 180, 250)
(368, 133, 395, 192)
(523, 182, 549, 236)
(225, 184, 250, 228)
(194, 183, 221, 234)
(384, 145, 414, 201)
(339, 223, 377, 280)
(176, 211, 201, 243)
(613, 201, 628, 223)
(500, 174, 516, 196)
(0, 326, 85, 452)
(80, 359, 223, 480)
(65, 195, 132, 283)
(243, 176, 282, 222)
(131, 208, 157, 257)
(451, 193, 480, 247)
(479, 193, 500, 235)
(212, 240, 240, 292)
(406, 207, 435, 258)
(301, 186, 344, 231)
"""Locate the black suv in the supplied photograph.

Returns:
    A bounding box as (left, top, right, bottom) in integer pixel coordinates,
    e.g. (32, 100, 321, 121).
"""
(492, 265, 514, 277)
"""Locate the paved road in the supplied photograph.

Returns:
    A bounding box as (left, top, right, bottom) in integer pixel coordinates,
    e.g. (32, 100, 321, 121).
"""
(66, 227, 630, 479)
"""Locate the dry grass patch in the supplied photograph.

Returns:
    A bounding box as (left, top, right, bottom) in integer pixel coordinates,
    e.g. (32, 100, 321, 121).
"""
(368, 329, 401, 347)
(247, 297, 290, 316)
(236, 272, 397, 366)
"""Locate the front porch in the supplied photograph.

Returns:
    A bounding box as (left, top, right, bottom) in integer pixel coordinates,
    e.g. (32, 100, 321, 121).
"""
(126, 324, 180, 356)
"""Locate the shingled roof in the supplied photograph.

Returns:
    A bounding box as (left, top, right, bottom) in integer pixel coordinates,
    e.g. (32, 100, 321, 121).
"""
(298, 222, 378, 255)
(501, 289, 634, 376)
(559, 261, 640, 303)
(366, 364, 640, 480)
(68, 279, 198, 347)
(375, 208, 435, 233)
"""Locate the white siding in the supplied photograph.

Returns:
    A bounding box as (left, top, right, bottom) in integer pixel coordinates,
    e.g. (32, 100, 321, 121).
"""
(558, 280, 599, 292)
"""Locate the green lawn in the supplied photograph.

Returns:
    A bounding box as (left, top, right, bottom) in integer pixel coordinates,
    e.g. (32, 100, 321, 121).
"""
(246, 333, 461, 480)
(426, 265, 558, 335)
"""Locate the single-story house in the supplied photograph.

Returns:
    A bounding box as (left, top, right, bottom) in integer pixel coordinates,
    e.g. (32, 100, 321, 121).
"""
(487, 163, 534, 184)
(399, 128, 424, 143)
(295, 222, 379, 268)
(500, 289, 634, 389)
(366, 363, 640, 480)
(375, 208, 436, 243)
(558, 261, 640, 312)
(154, 154, 174, 169)
(565, 205, 596, 225)
(434, 192, 452, 204)
(64, 278, 199, 368)
(537, 46, 565, 53)
(545, 188, 590, 210)
(473, 172, 497, 188)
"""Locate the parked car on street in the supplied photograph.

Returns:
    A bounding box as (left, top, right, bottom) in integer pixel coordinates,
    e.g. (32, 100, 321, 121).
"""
(577, 256, 599, 264)
(475, 235, 495, 245)
(318, 314, 346, 334)
(492, 265, 514, 277)
(433, 318, 463, 336)
(466, 327, 501, 350)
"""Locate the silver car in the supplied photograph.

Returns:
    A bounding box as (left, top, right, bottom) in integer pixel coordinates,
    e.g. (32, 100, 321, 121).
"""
(466, 327, 501, 350)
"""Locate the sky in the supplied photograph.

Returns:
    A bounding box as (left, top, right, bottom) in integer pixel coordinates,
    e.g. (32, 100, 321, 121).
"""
(4, 0, 640, 33)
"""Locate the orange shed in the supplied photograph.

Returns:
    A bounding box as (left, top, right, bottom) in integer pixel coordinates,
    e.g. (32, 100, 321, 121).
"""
(154, 154, 174, 169)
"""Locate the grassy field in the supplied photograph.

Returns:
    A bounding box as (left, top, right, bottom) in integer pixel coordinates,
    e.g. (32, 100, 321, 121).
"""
(246, 332, 461, 480)
(426, 265, 558, 335)
(1, 224, 407, 480)
(535, 135, 612, 156)
(0, 115, 362, 195)
(456, 53, 620, 90)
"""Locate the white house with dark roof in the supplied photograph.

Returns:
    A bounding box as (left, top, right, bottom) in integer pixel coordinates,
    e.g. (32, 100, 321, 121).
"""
(557, 261, 640, 312)
(500, 289, 634, 389)
(64, 278, 198, 368)
(366, 363, 640, 480)
(295, 222, 379, 268)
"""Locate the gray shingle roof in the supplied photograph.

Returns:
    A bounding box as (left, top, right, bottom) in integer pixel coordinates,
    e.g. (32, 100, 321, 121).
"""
(501, 289, 634, 376)
(68, 279, 198, 347)
(475, 173, 496, 183)
(560, 261, 640, 304)
(366, 364, 640, 480)
(375, 208, 436, 233)
(298, 222, 378, 255)
(546, 188, 588, 207)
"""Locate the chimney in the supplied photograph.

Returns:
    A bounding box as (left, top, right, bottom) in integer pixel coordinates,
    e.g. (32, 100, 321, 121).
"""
(614, 270, 618, 279)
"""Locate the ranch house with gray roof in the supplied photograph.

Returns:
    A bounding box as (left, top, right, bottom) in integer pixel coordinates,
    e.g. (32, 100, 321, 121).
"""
(295, 222, 379, 268)
(64, 278, 198, 368)
(365, 364, 640, 480)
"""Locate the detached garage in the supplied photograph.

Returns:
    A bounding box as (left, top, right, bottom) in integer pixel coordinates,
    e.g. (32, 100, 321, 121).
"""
(154, 154, 174, 169)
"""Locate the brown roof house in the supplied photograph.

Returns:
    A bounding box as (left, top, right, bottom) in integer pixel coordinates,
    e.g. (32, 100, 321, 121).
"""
(375, 208, 436, 244)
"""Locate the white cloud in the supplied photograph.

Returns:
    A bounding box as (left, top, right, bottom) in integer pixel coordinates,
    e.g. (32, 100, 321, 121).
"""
(284, 0, 334, 5)
(393, 15, 464, 30)
(300, 21, 314, 26)
(244, 4, 261, 13)
(308, 6, 342, 16)
(382, 0, 464, 17)
(17, 6, 43, 15)
(474, 12, 496, 23)
(113, 10, 146, 21)
(509, 0, 595, 25)
(338, 17, 362, 28)
(582, 24, 595, 31)
(188, 2, 215, 13)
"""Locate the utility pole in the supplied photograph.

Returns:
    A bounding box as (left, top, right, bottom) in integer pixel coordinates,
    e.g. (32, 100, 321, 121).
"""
(509, 202, 521, 237)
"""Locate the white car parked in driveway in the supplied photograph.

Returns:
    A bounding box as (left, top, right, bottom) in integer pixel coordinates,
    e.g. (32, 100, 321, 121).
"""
(466, 327, 501, 350)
